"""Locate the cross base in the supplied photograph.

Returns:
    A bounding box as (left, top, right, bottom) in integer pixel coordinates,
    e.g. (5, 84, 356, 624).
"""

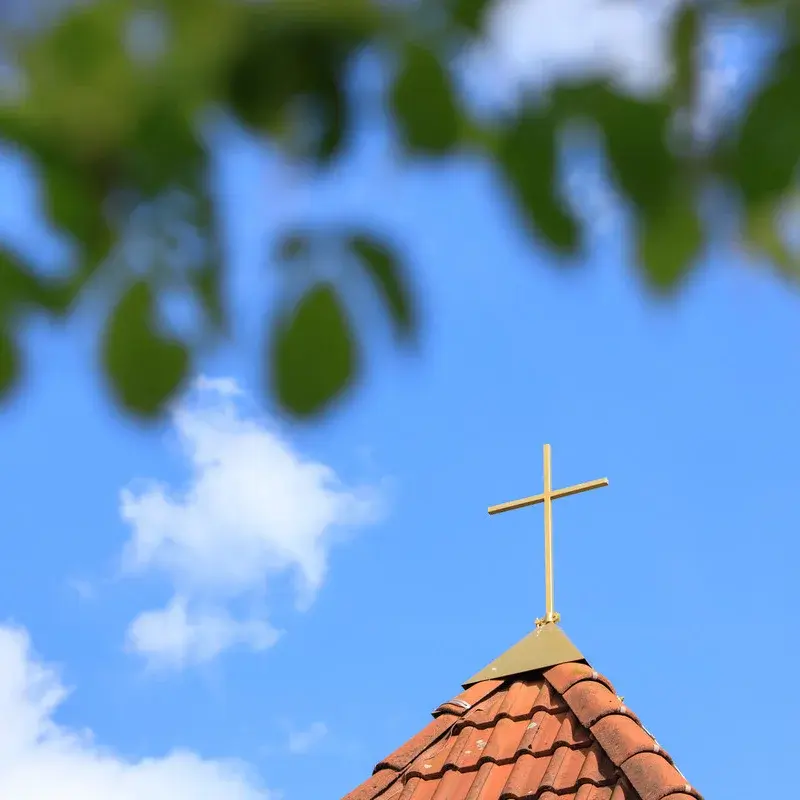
(535, 611, 561, 628)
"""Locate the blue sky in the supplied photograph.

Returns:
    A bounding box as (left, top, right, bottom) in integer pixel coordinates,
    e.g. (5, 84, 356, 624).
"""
(0, 2, 798, 799)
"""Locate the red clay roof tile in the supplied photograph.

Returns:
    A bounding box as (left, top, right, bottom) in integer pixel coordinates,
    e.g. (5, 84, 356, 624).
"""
(342, 664, 702, 800)
(374, 715, 459, 773)
(434, 680, 505, 718)
(620, 753, 697, 800)
(590, 716, 670, 766)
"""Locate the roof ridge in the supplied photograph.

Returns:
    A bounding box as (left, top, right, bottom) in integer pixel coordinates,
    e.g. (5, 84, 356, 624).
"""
(543, 663, 704, 800)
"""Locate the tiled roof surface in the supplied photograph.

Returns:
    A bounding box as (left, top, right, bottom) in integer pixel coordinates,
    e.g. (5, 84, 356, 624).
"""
(343, 661, 702, 800)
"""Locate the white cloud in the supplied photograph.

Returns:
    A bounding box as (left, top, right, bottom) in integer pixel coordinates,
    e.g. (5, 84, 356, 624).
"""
(125, 597, 281, 671)
(0, 625, 271, 799)
(286, 722, 327, 756)
(120, 377, 383, 668)
(473, 0, 680, 99)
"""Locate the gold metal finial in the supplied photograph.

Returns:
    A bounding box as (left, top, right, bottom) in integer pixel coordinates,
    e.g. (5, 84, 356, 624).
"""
(488, 444, 608, 629)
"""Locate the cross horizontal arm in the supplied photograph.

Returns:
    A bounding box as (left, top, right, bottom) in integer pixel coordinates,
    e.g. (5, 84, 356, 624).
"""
(488, 477, 609, 516)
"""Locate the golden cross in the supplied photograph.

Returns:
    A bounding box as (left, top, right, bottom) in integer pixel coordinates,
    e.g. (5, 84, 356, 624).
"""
(488, 444, 608, 628)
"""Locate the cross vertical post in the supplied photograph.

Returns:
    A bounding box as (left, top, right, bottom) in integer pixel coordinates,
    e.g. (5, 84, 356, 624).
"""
(542, 444, 555, 625)
(488, 444, 609, 628)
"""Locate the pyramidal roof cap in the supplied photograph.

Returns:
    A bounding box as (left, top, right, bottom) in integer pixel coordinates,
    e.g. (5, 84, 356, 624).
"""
(462, 623, 584, 686)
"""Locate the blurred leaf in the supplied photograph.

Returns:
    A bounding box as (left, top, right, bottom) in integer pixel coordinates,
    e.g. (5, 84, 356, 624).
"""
(190, 262, 227, 333)
(671, 5, 699, 103)
(0, 249, 35, 316)
(551, 83, 674, 215)
(225, 7, 362, 163)
(743, 202, 799, 278)
(126, 101, 207, 197)
(270, 282, 357, 417)
(0, 327, 20, 402)
(225, 24, 285, 132)
(451, 0, 492, 32)
(21, 0, 138, 152)
(730, 44, 800, 205)
(308, 75, 348, 163)
(348, 234, 416, 339)
(598, 93, 674, 216)
(637, 195, 704, 291)
(0, 247, 70, 317)
(38, 151, 114, 272)
(103, 280, 190, 416)
(49, 3, 124, 77)
(0, 117, 110, 275)
(391, 43, 459, 155)
(497, 111, 579, 253)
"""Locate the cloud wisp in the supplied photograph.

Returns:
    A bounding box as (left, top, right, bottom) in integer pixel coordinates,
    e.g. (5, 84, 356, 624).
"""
(287, 722, 328, 756)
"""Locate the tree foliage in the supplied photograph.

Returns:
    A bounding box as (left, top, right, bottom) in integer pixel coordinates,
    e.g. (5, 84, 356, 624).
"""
(0, 0, 797, 419)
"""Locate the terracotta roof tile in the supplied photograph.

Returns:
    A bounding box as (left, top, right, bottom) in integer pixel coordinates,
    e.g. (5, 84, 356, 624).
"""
(434, 680, 505, 718)
(342, 665, 702, 800)
(373, 716, 456, 773)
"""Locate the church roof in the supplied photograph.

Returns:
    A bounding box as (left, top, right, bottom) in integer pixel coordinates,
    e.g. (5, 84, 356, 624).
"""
(342, 446, 702, 800)
(342, 658, 702, 800)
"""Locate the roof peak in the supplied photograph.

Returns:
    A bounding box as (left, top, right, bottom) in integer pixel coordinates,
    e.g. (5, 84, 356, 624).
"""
(463, 622, 585, 687)
(343, 661, 703, 800)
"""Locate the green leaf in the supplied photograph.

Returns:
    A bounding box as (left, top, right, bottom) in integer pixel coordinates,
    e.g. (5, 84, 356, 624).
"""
(39, 153, 113, 268)
(743, 202, 799, 279)
(225, 23, 285, 133)
(451, 0, 492, 32)
(391, 43, 459, 155)
(584, 87, 674, 216)
(224, 9, 358, 164)
(348, 234, 416, 339)
(103, 280, 190, 417)
(311, 71, 348, 164)
(497, 111, 579, 253)
(0, 115, 112, 279)
(671, 5, 699, 103)
(637, 196, 704, 292)
(0, 247, 71, 318)
(0, 250, 33, 316)
(190, 262, 227, 333)
(730, 44, 800, 205)
(126, 102, 207, 197)
(0, 327, 20, 402)
(270, 282, 357, 417)
(551, 82, 674, 216)
(602, 98, 673, 216)
(33, 1, 126, 84)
